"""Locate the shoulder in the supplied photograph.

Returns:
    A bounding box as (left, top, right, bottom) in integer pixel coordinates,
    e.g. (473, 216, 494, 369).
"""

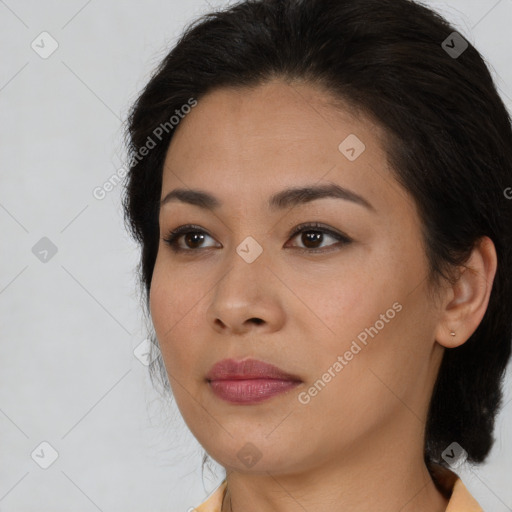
(445, 478, 484, 512)
(430, 463, 483, 512)
(193, 480, 227, 512)
(190, 472, 484, 511)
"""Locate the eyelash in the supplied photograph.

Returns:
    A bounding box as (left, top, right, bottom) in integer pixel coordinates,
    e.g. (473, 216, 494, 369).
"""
(162, 222, 352, 254)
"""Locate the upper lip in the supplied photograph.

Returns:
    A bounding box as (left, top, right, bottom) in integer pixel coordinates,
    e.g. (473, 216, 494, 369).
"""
(206, 358, 302, 382)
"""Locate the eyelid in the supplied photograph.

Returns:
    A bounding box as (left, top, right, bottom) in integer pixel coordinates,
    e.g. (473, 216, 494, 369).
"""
(162, 222, 352, 253)
(286, 222, 351, 244)
(162, 224, 219, 250)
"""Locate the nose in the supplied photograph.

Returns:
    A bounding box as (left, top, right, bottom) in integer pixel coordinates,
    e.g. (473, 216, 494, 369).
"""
(205, 246, 286, 336)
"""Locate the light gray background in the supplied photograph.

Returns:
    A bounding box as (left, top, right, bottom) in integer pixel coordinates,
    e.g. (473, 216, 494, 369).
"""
(1, 1, 511, 511)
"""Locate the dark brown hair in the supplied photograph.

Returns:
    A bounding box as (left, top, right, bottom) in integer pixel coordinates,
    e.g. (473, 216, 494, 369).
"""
(123, 0, 512, 471)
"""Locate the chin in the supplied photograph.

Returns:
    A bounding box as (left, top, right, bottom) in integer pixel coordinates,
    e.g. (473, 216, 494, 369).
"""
(203, 434, 305, 475)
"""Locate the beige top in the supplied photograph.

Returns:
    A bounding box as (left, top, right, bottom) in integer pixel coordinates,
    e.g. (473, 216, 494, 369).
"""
(193, 468, 483, 512)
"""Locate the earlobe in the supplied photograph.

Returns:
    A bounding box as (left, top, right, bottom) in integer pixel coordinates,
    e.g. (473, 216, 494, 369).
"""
(435, 236, 497, 349)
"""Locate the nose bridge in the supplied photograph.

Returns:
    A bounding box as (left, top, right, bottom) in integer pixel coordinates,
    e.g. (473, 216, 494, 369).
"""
(206, 237, 282, 332)
(216, 236, 268, 303)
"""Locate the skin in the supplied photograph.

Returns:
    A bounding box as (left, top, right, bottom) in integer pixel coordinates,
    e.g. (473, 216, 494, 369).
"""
(149, 79, 497, 512)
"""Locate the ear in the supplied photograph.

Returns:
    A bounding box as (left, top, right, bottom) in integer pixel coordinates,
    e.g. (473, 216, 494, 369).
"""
(435, 236, 497, 348)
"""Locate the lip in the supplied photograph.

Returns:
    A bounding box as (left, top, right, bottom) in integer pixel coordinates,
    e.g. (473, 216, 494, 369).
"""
(206, 358, 302, 404)
(206, 358, 302, 382)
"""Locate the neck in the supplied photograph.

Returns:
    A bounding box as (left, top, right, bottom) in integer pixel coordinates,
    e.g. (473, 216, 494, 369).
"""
(220, 425, 449, 512)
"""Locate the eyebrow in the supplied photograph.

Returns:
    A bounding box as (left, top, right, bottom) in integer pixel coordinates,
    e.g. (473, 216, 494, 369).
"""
(159, 182, 375, 213)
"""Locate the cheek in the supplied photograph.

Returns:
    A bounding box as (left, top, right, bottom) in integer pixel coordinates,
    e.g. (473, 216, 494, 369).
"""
(301, 247, 421, 385)
(311, 267, 434, 421)
(300, 261, 388, 348)
(150, 256, 201, 332)
(149, 264, 174, 336)
(149, 263, 198, 368)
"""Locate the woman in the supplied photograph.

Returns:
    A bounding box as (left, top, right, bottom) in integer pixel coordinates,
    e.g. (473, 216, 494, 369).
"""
(122, 0, 512, 510)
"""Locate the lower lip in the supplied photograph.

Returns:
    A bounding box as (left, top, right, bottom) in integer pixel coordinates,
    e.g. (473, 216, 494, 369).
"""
(208, 379, 301, 404)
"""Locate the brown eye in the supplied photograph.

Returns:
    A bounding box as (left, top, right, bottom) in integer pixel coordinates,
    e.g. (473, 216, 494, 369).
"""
(182, 232, 207, 249)
(292, 230, 333, 249)
(286, 223, 352, 253)
(163, 225, 218, 252)
(163, 222, 352, 254)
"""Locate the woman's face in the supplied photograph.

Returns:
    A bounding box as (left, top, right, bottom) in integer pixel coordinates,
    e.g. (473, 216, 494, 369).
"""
(150, 79, 446, 474)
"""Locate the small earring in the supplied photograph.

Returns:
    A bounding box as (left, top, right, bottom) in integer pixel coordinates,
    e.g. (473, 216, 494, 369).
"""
(450, 330, 456, 337)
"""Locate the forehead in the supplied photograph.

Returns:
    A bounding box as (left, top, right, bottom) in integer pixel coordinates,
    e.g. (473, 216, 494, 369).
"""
(165, 79, 378, 160)
(160, 80, 411, 218)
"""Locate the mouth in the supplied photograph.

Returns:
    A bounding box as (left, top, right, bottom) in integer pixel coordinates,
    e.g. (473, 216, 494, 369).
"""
(206, 358, 302, 404)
